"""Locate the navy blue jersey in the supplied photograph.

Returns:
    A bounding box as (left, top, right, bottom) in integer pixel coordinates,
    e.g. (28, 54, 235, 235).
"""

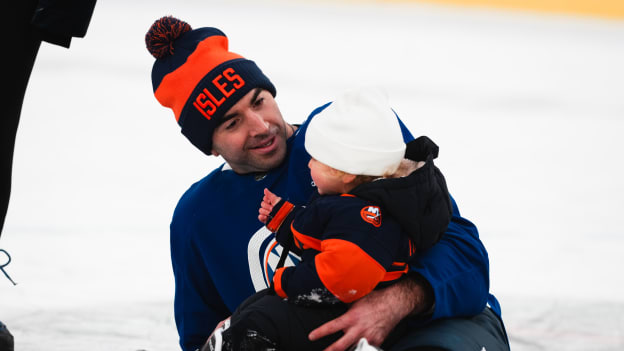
(169, 103, 499, 351)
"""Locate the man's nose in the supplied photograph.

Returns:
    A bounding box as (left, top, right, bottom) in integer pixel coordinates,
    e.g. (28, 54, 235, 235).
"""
(247, 112, 270, 135)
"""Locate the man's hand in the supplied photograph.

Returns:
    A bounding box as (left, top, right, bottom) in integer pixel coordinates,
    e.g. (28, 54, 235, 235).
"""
(308, 276, 431, 351)
(258, 188, 282, 223)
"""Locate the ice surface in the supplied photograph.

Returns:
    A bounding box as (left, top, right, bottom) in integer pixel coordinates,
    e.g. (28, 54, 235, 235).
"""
(2, 0, 624, 350)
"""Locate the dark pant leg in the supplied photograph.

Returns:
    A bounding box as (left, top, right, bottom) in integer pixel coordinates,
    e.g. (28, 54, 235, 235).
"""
(1, 0, 41, 237)
(0, 320, 14, 351)
(225, 291, 347, 351)
(386, 308, 509, 351)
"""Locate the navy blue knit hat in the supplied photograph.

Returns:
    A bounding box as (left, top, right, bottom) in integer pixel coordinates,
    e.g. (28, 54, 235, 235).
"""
(146, 16, 276, 155)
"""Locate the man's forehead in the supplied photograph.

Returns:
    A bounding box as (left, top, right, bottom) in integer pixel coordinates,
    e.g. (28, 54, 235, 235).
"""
(223, 88, 263, 118)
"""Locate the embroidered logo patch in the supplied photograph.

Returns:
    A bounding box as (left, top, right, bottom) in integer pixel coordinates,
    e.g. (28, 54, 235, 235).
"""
(360, 206, 382, 227)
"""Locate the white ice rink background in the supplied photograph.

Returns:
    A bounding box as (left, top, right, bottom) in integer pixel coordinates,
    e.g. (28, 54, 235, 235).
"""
(1, 0, 623, 350)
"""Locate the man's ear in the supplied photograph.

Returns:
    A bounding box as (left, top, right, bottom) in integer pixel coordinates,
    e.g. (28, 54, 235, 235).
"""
(211, 150, 220, 157)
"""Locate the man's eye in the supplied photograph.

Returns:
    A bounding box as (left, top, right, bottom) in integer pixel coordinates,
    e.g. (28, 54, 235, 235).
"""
(225, 119, 238, 129)
(253, 97, 264, 107)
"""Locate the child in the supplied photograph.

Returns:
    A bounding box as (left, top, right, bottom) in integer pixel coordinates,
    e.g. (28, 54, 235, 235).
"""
(203, 88, 452, 351)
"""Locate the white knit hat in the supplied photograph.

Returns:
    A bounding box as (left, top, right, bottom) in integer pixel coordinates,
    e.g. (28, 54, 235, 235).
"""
(305, 88, 406, 176)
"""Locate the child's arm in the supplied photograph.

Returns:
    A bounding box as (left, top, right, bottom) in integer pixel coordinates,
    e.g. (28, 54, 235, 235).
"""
(272, 239, 389, 304)
(258, 188, 299, 250)
(272, 200, 401, 304)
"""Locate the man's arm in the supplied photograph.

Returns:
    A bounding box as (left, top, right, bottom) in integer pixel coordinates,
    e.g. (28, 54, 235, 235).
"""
(170, 197, 232, 351)
(309, 272, 430, 350)
(309, 195, 490, 350)
(408, 195, 489, 320)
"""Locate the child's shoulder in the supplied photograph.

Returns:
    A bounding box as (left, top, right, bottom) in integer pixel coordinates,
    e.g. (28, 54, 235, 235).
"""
(313, 194, 388, 230)
(310, 193, 379, 215)
(315, 193, 371, 204)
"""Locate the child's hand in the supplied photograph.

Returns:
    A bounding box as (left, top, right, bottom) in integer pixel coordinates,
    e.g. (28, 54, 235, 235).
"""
(258, 188, 282, 223)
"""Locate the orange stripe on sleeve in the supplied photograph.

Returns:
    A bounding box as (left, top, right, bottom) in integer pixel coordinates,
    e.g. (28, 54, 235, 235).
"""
(315, 239, 386, 303)
(273, 267, 288, 298)
(266, 201, 295, 232)
(290, 223, 322, 251)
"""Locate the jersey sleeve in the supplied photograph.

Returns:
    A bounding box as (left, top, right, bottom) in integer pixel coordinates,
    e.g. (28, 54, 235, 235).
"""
(265, 199, 296, 233)
(408, 195, 490, 321)
(170, 203, 231, 351)
(395, 113, 489, 321)
(265, 199, 303, 256)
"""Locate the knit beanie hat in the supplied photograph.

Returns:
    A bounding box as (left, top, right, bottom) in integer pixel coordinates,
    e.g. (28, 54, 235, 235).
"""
(145, 16, 276, 155)
(305, 88, 406, 176)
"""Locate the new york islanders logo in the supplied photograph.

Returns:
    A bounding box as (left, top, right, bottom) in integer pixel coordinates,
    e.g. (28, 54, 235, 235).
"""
(247, 226, 300, 291)
(360, 206, 382, 227)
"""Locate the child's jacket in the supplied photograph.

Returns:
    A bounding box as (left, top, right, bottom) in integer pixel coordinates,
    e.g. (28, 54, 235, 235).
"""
(266, 137, 452, 304)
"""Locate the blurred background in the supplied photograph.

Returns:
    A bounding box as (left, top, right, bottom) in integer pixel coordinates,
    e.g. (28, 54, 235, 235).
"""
(1, 0, 623, 350)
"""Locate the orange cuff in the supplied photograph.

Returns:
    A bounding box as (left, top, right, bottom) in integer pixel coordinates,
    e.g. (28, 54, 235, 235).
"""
(273, 267, 288, 298)
(266, 201, 295, 232)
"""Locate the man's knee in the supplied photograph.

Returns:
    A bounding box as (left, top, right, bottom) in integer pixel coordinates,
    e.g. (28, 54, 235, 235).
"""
(388, 308, 509, 351)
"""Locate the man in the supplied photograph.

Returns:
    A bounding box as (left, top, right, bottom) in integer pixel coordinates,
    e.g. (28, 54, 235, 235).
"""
(145, 16, 509, 351)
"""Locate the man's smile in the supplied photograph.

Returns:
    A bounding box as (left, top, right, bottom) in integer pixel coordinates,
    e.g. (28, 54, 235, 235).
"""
(248, 135, 277, 154)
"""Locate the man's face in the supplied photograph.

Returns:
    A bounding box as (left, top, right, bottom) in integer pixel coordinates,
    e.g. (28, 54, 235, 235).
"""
(211, 88, 292, 174)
